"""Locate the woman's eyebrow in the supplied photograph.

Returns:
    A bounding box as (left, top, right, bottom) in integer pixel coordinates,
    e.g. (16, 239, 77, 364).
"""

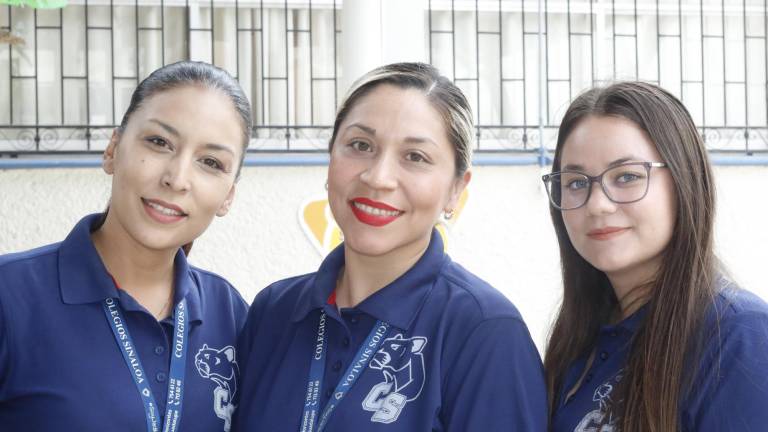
(148, 119, 181, 138)
(562, 162, 584, 171)
(403, 136, 438, 147)
(203, 143, 235, 156)
(147, 119, 235, 155)
(346, 123, 376, 135)
(562, 156, 638, 171)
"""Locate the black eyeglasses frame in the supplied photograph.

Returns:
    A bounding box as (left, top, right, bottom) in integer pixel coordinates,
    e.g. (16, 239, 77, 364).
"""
(541, 161, 668, 211)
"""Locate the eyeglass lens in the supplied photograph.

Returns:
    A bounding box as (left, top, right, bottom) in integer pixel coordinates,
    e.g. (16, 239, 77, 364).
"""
(547, 164, 650, 210)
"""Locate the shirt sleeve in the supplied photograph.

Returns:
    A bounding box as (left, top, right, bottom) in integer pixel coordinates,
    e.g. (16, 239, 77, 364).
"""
(232, 286, 272, 408)
(228, 281, 250, 332)
(440, 317, 548, 432)
(0, 290, 10, 400)
(684, 311, 768, 431)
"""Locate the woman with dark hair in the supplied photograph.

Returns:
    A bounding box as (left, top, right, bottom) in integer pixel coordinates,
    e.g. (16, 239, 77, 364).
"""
(542, 81, 768, 431)
(232, 62, 547, 431)
(0, 61, 251, 432)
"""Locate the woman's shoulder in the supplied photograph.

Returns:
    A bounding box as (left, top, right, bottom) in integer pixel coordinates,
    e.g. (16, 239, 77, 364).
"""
(0, 243, 62, 299)
(248, 272, 319, 311)
(714, 281, 768, 326)
(0, 242, 61, 273)
(682, 282, 768, 428)
(695, 280, 768, 368)
(189, 265, 238, 290)
(188, 265, 247, 303)
(436, 258, 524, 323)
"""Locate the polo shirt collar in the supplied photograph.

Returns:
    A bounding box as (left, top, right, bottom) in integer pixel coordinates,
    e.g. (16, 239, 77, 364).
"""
(170, 247, 203, 323)
(59, 213, 203, 323)
(291, 229, 447, 331)
(59, 214, 119, 304)
(599, 303, 648, 335)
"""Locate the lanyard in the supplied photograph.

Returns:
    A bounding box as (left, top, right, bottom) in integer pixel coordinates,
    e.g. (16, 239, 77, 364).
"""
(103, 297, 189, 432)
(300, 311, 390, 432)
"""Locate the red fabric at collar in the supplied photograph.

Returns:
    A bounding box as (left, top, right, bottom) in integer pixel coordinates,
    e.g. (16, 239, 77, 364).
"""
(108, 273, 121, 289)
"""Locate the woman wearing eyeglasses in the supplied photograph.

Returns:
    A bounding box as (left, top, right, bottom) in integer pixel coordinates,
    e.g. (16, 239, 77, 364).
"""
(542, 81, 768, 431)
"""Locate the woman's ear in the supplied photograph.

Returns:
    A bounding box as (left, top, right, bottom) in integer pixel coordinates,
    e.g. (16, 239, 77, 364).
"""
(446, 170, 471, 211)
(103, 129, 120, 175)
(216, 184, 237, 217)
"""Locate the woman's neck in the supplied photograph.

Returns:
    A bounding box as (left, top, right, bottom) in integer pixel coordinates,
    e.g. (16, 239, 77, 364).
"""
(334, 234, 431, 309)
(91, 213, 176, 320)
(606, 260, 659, 320)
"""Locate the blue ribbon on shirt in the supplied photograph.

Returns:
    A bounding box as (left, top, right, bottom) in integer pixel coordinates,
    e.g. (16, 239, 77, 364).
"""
(103, 297, 189, 432)
(300, 310, 390, 432)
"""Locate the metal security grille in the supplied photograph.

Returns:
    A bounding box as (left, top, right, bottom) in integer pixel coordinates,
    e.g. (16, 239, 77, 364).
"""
(428, 0, 768, 154)
(1, 0, 766, 156)
(0, 0, 340, 154)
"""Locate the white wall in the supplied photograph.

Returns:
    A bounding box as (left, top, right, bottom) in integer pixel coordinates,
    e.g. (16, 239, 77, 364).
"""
(1, 164, 766, 352)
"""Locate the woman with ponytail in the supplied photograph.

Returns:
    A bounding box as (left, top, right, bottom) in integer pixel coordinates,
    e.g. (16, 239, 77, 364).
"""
(0, 61, 251, 432)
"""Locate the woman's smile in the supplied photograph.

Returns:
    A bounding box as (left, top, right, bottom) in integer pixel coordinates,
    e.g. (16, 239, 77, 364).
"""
(349, 197, 404, 226)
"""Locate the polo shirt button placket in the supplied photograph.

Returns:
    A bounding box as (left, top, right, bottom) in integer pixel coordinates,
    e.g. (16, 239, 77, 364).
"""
(599, 351, 609, 361)
(154, 345, 165, 355)
(342, 337, 350, 348)
(325, 388, 333, 399)
(156, 372, 167, 383)
(332, 360, 342, 372)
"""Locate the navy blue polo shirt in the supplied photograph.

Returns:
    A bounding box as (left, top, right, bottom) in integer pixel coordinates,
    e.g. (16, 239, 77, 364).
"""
(0, 214, 248, 431)
(232, 230, 547, 431)
(552, 284, 768, 431)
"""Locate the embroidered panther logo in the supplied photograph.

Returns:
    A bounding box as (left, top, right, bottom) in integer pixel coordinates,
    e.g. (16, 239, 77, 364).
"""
(575, 371, 623, 432)
(362, 334, 428, 424)
(195, 345, 240, 432)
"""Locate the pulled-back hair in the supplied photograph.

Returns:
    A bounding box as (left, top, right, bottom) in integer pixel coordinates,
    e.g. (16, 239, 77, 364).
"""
(330, 62, 473, 177)
(544, 81, 718, 431)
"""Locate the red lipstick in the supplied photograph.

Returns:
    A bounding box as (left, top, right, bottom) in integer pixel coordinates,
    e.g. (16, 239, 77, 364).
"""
(587, 226, 629, 240)
(349, 197, 403, 227)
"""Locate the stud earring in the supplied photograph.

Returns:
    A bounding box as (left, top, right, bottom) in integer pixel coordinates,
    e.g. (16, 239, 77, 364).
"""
(444, 209, 455, 220)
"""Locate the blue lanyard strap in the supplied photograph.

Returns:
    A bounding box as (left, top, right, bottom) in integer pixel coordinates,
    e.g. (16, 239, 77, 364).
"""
(103, 297, 189, 432)
(301, 310, 390, 432)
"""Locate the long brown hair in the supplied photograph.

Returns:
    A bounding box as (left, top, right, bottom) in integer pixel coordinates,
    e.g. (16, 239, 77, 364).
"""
(544, 82, 718, 431)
